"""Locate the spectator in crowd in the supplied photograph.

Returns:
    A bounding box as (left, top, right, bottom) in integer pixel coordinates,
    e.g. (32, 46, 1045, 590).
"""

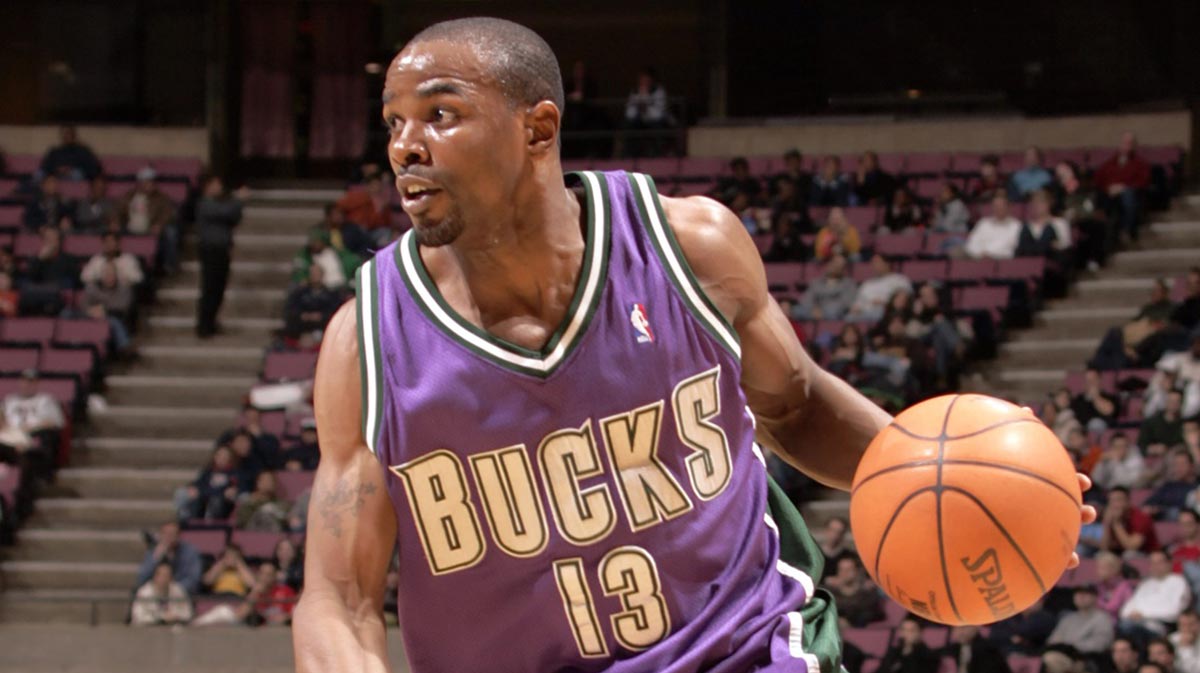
(178, 445, 239, 520)
(131, 562, 194, 626)
(932, 182, 971, 234)
(1156, 337, 1200, 419)
(288, 488, 311, 533)
(1170, 612, 1200, 673)
(80, 231, 144, 288)
(220, 407, 282, 470)
(768, 175, 812, 238)
(73, 175, 118, 232)
(714, 157, 762, 206)
(79, 260, 136, 357)
(23, 226, 79, 300)
(1043, 388, 1084, 444)
(1048, 585, 1116, 656)
(763, 208, 810, 262)
(202, 544, 256, 597)
(1101, 486, 1160, 554)
(848, 254, 913, 322)
(793, 254, 857, 321)
(1008, 146, 1054, 201)
(821, 554, 882, 627)
(1066, 426, 1104, 478)
(810, 156, 851, 207)
(814, 516, 855, 561)
(1170, 509, 1200, 577)
(226, 431, 270, 494)
(23, 174, 72, 231)
(1090, 289, 1179, 372)
(273, 537, 304, 591)
(1140, 390, 1188, 455)
(252, 561, 298, 626)
(317, 203, 369, 257)
(964, 194, 1022, 260)
(1111, 638, 1144, 673)
(1120, 551, 1191, 639)
(39, 126, 101, 181)
(1056, 160, 1111, 272)
(2, 370, 66, 480)
(879, 187, 923, 234)
(235, 471, 289, 531)
(851, 151, 894, 206)
(1094, 132, 1151, 243)
(813, 207, 862, 262)
(988, 597, 1058, 654)
(284, 264, 343, 345)
(622, 67, 671, 157)
(281, 419, 320, 471)
(910, 282, 967, 388)
(1096, 551, 1137, 619)
(946, 625, 1010, 673)
(879, 617, 940, 673)
(135, 520, 202, 594)
(968, 155, 1005, 203)
(1149, 639, 1178, 673)
(1017, 189, 1072, 259)
(336, 173, 393, 247)
(195, 175, 249, 337)
(774, 149, 812, 199)
(291, 229, 357, 289)
(1171, 269, 1200, 333)
(1073, 369, 1120, 434)
(118, 167, 177, 268)
(727, 190, 764, 234)
(0, 270, 17, 318)
(1144, 451, 1197, 520)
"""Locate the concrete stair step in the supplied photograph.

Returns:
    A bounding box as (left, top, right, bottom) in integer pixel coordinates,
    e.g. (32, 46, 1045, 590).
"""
(247, 189, 345, 205)
(177, 260, 293, 287)
(54, 467, 193, 500)
(996, 338, 1096, 367)
(0, 590, 131, 624)
(152, 287, 283, 318)
(75, 437, 214, 469)
(6, 529, 146, 563)
(108, 344, 263, 376)
(1026, 306, 1134, 338)
(1108, 247, 1200, 274)
(144, 316, 280, 347)
(1144, 220, 1200, 245)
(29, 498, 176, 530)
(102, 374, 255, 408)
(87, 405, 234, 439)
(1, 561, 139, 591)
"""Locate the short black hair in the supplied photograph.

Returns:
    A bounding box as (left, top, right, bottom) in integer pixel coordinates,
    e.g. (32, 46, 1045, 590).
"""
(408, 17, 564, 112)
(730, 157, 748, 171)
(784, 149, 802, 161)
(981, 154, 1000, 166)
(1149, 638, 1175, 656)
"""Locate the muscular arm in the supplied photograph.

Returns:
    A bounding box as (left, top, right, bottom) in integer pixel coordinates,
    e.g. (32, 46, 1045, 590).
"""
(663, 195, 892, 490)
(293, 301, 397, 673)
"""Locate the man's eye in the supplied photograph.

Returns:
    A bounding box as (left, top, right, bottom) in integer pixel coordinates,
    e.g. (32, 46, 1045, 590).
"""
(432, 108, 455, 123)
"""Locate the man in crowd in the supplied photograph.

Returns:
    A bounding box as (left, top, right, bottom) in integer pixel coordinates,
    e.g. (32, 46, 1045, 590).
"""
(964, 193, 1022, 259)
(1120, 551, 1191, 640)
(851, 151, 895, 206)
(792, 254, 857, 321)
(1094, 132, 1151, 243)
(847, 254, 912, 322)
(774, 149, 812, 198)
(1009, 146, 1054, 201)
(1102, 486, 1159, 554)
(317, 203, 368, 257)
(195, 175, 249, 338)
(135, 520, 202, 594)
(969, 155, 1005, 203)
(1149, 639, 1178, 673)
(39, 125, 101, 181)
(946, 625, 1011, 673)
(1144, 451, 1197, 520)
(714, 157, 763, 206)
(335, 173, 392, 247)
(73, 175, 118, 232)
(1047, 585, 1116, 657)
(2, 370, 66, 480)
(1156, 336, 1200, 420)
(1111, 638, 1144, 673)
(80, 232, 144, 288)
(1055, 160, 1110, 271)
(622, 67, 671, 157)
(23, 174, 71, 230)
(1140, 390, 1188, 455)
(291, 229, 356, 289)
(284, 264, 343, 345)
(1073, 369, 1119, 434)
(1171, 269, 1200, 333)
(130, 562, 194, 626)
(1169, 612, 1200, 673)
(810, 155, 851, 207)
(118, 167, 178, 272)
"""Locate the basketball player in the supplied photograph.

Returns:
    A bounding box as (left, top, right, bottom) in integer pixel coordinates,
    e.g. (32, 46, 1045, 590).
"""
(293, 18, 1093, 673)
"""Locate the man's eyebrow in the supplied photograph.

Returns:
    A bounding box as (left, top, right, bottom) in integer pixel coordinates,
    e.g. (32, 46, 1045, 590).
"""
(415, 81, 465, 98)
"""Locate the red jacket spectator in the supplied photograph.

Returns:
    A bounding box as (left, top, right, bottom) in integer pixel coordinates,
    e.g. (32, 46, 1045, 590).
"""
(336, 177, 391, 231)
(1093, 152, 1150, 193)
(1103, 487, 1160, 554)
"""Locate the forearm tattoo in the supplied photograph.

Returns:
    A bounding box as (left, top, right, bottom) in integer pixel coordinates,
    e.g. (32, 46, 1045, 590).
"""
(317, 476, 378, 539)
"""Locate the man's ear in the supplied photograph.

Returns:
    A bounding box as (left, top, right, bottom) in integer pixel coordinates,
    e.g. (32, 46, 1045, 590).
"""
(525, 101, 561, 155)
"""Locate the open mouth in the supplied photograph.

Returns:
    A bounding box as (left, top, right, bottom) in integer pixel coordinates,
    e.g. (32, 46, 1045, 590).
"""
(400, 184, 443, 209)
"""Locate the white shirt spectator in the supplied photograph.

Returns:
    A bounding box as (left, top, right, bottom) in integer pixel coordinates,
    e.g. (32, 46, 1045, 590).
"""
(311, 247, 346, 288)
(80, 252, 143, 287)
(1156, 350, 1200, 419)
(849, 273, 913, 320)
(965, 216, 1022, 259)
(1170, 631, 1200, 673)
(3, 391, 65, 433)
(130, 579, 193, 626)
(1120, 573, 1191, 632)
(1091, 447, 1146, 491)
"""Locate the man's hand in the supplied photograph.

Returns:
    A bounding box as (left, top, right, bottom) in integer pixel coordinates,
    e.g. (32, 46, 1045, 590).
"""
(1065, 474, 1098, 570)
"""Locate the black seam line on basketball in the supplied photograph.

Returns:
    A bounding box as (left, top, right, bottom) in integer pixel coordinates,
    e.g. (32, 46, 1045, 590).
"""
(852, 460, 1078, 506)
(943, 486, 1048, 595)
(887, 417, 1044, 443)
(937, 395, 964, 625)
(872, 486, 938, 582)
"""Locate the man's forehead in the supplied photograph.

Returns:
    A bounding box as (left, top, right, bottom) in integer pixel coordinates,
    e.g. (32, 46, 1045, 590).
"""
(385, 40, 491, 93)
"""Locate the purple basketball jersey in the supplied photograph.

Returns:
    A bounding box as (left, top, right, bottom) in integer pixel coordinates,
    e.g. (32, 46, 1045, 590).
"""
(355, 171, 820, 672)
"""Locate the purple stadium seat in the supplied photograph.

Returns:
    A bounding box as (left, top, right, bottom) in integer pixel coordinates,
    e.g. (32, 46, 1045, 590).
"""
(1044, 148, 1088, 169)
(997, 152, 1025, 173)
(1084, 147, 1114, 170)
(763, 263, 805, 292)
(905, 153, 952, 176)
(1139, 145, 1183, 167)
(0, 179, 20, 199)
(0, 377, 75, 407)
(262, 351, 319, 382)
(63, 235, 103, 259)
(4, 155, 40, 176)
(912, 180, 944, 201)
(39, 348, 96, 387)
(0, 318, 56, 347)
(1071, 558, 1098, 586)
(922, 627, 949, 650)
(256, 410, 286, 437)
(59, 181, 89, 200)
(0, 205, 21, 229)
(952, 153, 984, 174)
(948, 259, 996, 283)
(159, 182, 188, 204)
(0, 347, 39, 374)
(1156, 521, 1181, 548)
(1127, 556, 1151, 577)
(901, 259, 948, 283)
(994, 257, 1046, 281)
(231, 530, 286, 560)
(843, 206, 877, 230)
(275, 470, 315, 502)
(862, 660, 881, 673)
(843, 628, 892, 658)
(1008, 655, 1043, 673)
(1063, 371, 1087, 394)
(101, 156, 149, 177)
(746, 156, 774, 177)
(752, 233, 774, 256)
(0, 463, 20, 510)
(180, 529, 229, 557)
(884, 598, 908, 625)
(121, 235, 157, 264)
(957, 286, 1009, 314)
(633, 157, 680, 180)
(876, 153, 905, 174)
(1130, 488, 1152, 508)
(678, 157, 727, 181)
(151, 157, 204, 182)
(851, 263, 876, 283)
(873, 233, 922, 259)
(923, 232, 958, 256)
(14, 233, 41, 258)
(53, 319, 110, 358)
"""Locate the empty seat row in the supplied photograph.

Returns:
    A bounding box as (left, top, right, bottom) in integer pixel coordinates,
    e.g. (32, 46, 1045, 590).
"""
(2, 154, 203, 182)
(0, 231, 157, 264)
(0, 318, 111, 358)
(261, 351, 319, 382)
(0, 347, 95, 386)
(179, 526, 308, 561)
(0, 179, 188, 205)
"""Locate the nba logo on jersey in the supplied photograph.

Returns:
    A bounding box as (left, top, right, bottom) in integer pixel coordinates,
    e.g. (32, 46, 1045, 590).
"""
(630, 302, 654, 343)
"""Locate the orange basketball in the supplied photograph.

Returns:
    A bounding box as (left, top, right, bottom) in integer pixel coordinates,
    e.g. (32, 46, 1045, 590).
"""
(850, 394, 1081, 626)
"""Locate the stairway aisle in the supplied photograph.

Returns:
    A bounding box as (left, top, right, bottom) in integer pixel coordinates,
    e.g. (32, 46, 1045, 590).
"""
(0, 192, 326, 623)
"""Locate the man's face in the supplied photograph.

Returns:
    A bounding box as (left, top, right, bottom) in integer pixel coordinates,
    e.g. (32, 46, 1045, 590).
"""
(1149, 643, 1173, 669)
(1188, 271, 1200, 296)
(826, 255, 846, 279)
(1113, 641, 1137, 669)
(731, 162, 749, 179)
(60, 126, 76, 145)
(1182, 513, 1199, 540)
(871, 255, 890, 276)
(981, 162, 998, 180)
(1180, 614, 1199, 639)
(1170, 453, 1193, 481)
(1030, 193, 1050, 219)
(152, 564, 172, 591)
(1085, 369, 1100, 388)
(1025, 147, 1040, 168)
(821, 158, 838, 179)
(384, 39, 531, 247)
(328, 207, 345, 226)
(91, 178, 107, 199)
(991, 195, 1009, 219)
(785, 154, 802, 172)
(1167, 392, 1183, 415)
(1108, 490, 1129, 517)
(836, 558, 857, 581)
(1149, 552, 1171, 579)
(102, 235, 119, 256)
(1151, 282, 1168, 303)
(1067, 429, 1086, 450)
(1055, 162, 1073, 184)
(1111, 437, 1128, 457)
(42, 176, 59, 196)
(257, 563, 278, 588)
(159, 522, 179, 547)
(1120, 132, 1136, 155)
(898, 620, 921, 644)
(1073, 590, 1096, 611)
(256, 471, 276, 494)
(308, 263, 325, 286)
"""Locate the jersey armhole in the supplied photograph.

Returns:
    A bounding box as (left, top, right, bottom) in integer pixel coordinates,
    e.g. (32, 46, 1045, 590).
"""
(355, 258, 384, 455)
(626, 172, 742, 359)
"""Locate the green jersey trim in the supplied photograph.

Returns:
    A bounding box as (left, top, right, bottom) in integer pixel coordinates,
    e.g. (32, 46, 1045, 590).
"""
(355, 257, 385, 454)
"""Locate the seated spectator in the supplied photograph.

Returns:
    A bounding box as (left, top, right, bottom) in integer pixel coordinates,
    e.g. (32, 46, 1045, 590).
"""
(219, 407, 282, 471)
(1072, 369, 1120, 434)
(0, 246, 16, 280)
(727, 190, 764, 234)
(1144, 451, 1197, 520)
(814, 516, 855, 561)
(910, 282, 967, 389)
(1171, 510, 1200, 594)
(318, 202, 369, 257)
(851, 151, 894, 206)
(118, 167, 178, 271)
(1008, 146, 1054, 201)
(23, 174, 72, 231)
(1111, 637, 1144, 673)
(714, 157, 763, 206)
(284, 264, 343, 343)
(202, 544, 256, 597)
(73, 175, 118, 233)
(810, 156, 851, 207)
(2, 370, 66, 481)
(774, 149, 813, 199)
(932, 182, 971, 234)
(1120, 551, 1190, 639)
(847, 254, 912, 322)
(336, 174, 392, 247)
(1017, 189, 1072, 258)
(287, 488, 311, 533)
(964, 194, 1022, 260)
(1090, 288, 1183, 372)
(291, 230, 357, 289)
(225, 431, 270, 494)
(768, 176, 812, 237)
(878, 617, 940, 673)
(813, 207, 862, 262)
(1170, 612, 1200, 673)
(1156, 337, 1200, 419)
(235, 471, 289, 531)
(1140, 390, 1187, 456)
(1102, 486, 1160, 555)
(871, 306, 932, 393)
(621, 68, 672, 157)
(1094, 132, 1151, 243)
(764, 212, 810, 262)
(821, 554, 882, 627)
(23, 226, 79, 302)
(1149, 639, 1178, 673)
(81, 232, 144, 288)
(1067, 426, 1104, 478)
(281, 419, 320, 471)
(1096, 551, 1137, 620)
(968, 154, 1005, 203)
(1139, 280, 1178, 324)
(273, 537, 304, 591)
(38, 125, 101, 181)
(1048, 585, 1116, 656)
(252, 561, 298, 626)
(947, 624, 1011, 673)
(177, 446, 239, 520)
(131, 562, 194, 626)
(134, 521, 202, 594)
(879, 187, 923, 234)
(793, 254, 856, 321)
(988, 597, 1058, 654)
(1171, 268, 1200, 334)
(0, 270, 18, 318)
(1055, 159, 1111, 272)
(79, 260, 135, 357)
(1044, 388, 1083, 444)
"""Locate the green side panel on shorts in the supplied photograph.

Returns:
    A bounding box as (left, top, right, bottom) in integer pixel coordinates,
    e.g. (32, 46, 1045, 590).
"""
(767, 474, 844, 673)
